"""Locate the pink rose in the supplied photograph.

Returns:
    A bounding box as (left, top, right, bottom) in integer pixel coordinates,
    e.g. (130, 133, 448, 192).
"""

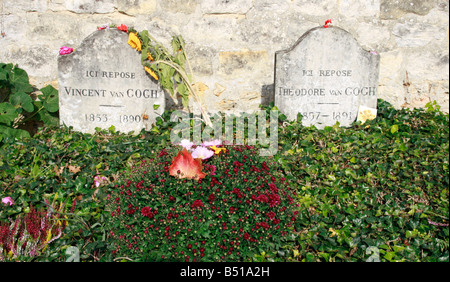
(59, 46, 74, 55)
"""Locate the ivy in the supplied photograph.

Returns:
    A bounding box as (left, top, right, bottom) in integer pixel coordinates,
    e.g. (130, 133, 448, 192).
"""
(0, 99, 447, 262)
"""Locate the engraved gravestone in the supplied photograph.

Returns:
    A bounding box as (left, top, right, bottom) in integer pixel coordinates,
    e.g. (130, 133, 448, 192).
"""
(274, 26, 380, 128)
(58, 28, 165, 134)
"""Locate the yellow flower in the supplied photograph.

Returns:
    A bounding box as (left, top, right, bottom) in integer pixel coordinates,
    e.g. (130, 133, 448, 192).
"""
(128, 32, 141, 51)
(147, 52, 154, 61)
(145, 66, 158, 81)
(210, 145, 226, 155)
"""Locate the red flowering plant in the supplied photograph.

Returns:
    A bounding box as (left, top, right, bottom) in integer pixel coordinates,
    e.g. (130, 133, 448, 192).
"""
(0, 197, 68, 261)
(105, 144, 300, 262)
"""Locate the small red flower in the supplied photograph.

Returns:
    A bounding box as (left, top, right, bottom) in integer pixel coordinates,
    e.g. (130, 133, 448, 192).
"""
(267, 211, 276, 220)
(117, 24, 128, 32)
(191, 199, 204, 209)
(268, 182, 278, 193)
(256, 194, 268, 203)
(324, 19, 332, 28)
(141, 206, 153, 218)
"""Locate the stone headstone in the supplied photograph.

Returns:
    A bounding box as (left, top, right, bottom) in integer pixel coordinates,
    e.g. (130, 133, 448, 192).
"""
(58, 28, 165, 134)
(274, 26, 380, 129)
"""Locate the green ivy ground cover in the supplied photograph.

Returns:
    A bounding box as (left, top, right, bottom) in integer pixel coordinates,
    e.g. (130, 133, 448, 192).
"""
(275, 100, 449, 262)
(0, 100, 448, 262)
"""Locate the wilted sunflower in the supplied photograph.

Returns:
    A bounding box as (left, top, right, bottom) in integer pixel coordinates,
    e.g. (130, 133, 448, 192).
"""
(145, 66, 159, 81)
(128, 32, 141, 51)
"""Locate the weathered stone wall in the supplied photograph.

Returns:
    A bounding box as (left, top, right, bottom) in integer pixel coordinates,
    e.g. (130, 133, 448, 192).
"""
(1, 0, 448, 113)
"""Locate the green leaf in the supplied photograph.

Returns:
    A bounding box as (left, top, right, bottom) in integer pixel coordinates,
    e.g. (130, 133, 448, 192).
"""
(306, 252, 315, 262)
(0, 124, 30, 139)
(9, 65, 33, 94)
(10, 91, 34, 112)
(141, 47, 148, 63)
(140, 30, 150, 47)
(390, 124, 399, 134)
(40, 85, 59, 113)
(38, 110, 59, 126)
(0, 102, 18, 125)
(108, 125, 116, 134)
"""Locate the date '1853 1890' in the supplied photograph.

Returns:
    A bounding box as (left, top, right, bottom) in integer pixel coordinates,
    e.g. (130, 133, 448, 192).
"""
(85, 114, 142, 123)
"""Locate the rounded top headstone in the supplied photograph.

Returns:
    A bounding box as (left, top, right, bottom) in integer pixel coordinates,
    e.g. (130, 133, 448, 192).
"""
(58, 28, 165, 134)
(274, 26, 380, 129)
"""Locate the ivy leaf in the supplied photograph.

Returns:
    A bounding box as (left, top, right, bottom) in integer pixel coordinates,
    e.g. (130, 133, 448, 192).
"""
(390, 124, 399, 134)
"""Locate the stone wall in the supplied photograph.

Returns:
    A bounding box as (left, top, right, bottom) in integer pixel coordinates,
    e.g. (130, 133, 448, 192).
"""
(1, 0, 448, 113)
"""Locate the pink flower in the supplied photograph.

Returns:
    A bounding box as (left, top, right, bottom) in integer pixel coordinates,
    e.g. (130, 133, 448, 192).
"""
(2, 196, 14, 206)
(59, 46, 74, 55)
(98, 24, 111, 30)
(204, 164, 217, 175)
(94, 175, 107, 187)
(179, 139, 194, 151)
(191, 146, 214, 160)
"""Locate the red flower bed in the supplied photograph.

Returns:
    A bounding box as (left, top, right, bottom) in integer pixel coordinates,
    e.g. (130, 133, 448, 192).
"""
(106, 145, 300, 262)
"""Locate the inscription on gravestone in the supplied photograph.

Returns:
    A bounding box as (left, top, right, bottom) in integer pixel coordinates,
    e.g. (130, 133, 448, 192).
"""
(274, 26, 380, 128)
(58, 28, 165, 134)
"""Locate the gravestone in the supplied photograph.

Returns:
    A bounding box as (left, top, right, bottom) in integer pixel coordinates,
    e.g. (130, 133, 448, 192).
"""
(274, 26, 380, 129)
(58, 28, 165, 134)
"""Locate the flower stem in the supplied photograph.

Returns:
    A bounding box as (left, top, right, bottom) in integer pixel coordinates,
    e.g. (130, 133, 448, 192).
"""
(152, 60, 212, 127)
